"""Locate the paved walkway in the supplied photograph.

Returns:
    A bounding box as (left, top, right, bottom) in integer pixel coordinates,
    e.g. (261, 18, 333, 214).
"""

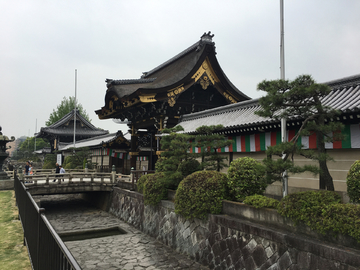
(35, 194, 209, 270)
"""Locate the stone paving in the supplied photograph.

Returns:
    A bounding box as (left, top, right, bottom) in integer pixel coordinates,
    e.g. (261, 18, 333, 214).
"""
(35, 194, 209, 270)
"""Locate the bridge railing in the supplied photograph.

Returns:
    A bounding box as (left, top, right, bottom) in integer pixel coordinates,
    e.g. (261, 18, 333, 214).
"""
(14, 173, 81, 270)
(23, 171, 131, 186)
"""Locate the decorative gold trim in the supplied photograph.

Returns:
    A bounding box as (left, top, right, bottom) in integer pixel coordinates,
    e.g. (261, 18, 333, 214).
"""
(129, 152, 139, 156)
(223, 91, 237, 103)
(200, 75, 210, 90)
(167, 85, 185, 107)
(123, 98, 140, 108)
(139, 94, 156, 103)
(191, 57, 220, 85)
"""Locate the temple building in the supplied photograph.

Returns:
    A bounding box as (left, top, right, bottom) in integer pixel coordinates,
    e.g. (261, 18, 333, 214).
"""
(96, 32, 250, 169)
(96, 31, 360, 194)
(58, 130, 131, 173)
(36, 109, 109, 151)
(177, 74, 360, 193)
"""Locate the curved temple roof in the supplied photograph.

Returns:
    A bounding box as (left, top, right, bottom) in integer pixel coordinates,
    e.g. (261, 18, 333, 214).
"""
(96, 32, 250, 121)
(37, 109, 109, 138)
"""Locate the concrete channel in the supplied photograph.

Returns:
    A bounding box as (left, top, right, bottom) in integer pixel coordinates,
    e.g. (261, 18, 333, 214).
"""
(34, 194, 209, 270)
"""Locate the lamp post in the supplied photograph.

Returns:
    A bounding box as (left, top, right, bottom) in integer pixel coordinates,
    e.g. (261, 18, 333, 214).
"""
(0, 126, 15, 180)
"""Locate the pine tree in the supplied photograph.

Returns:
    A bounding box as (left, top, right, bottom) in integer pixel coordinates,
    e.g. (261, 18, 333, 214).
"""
(255, 75, 343, 190)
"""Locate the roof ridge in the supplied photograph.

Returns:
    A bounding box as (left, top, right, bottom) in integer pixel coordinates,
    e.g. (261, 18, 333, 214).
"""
(106, 78, 156, 87)
(323, 74, 360, 88)
(48, 109, 100, 130)
(143, 31, 216, 78)
(181, 98, 259, 121)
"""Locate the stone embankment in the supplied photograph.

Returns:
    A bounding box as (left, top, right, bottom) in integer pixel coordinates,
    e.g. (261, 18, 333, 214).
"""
(107, 187, 360, 270)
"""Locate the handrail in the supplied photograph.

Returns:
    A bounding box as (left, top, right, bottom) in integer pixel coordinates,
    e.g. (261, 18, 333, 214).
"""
(14, 173, 82, 270)
(23, 171, 131, 186)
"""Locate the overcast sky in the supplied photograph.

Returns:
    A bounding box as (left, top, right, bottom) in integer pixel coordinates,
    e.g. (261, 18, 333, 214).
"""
(1, 0, 360, 140)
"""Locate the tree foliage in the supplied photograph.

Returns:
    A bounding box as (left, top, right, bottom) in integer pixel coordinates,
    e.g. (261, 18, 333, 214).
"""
(195, 125, 232, 171)
(12, 137, 50, 161)
(62, 147, 92, 169)
(46, 96, 91, 126)
(255, 75, 343, 191)
(155, 124, 231, 189)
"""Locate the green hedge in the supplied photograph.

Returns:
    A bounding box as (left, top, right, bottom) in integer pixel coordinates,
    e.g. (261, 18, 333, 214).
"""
(276, 190, 360, 242)
(347, 160, 360, 203)
(143, 173, 167, 206)
(243, 194, 279, 209)
(227, 157, 267, 201)
(137, 174, 153, 194)
(174, 171, 228, 219)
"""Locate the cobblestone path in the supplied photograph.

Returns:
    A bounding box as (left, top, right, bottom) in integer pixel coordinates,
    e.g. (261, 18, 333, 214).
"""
(36, 194, 209, 270)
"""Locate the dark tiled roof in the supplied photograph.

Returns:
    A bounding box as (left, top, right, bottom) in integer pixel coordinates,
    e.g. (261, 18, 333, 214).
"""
(37, 110, 108, 137)
(178, 74, 360, 133)
(59, 130, 127, 150)
(104, 32, 249, 101)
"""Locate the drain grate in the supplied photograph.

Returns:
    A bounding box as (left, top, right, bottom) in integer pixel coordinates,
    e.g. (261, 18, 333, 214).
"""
(59, 226, 127, 242)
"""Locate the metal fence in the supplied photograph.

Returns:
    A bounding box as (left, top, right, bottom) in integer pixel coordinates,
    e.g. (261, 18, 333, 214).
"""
(14, 173, 81, 270)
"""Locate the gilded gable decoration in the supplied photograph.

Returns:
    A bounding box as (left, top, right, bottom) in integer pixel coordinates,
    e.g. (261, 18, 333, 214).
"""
(192, 58, 219, 86)
(167, 85, 185, 107)
(200, 75, 211, 90)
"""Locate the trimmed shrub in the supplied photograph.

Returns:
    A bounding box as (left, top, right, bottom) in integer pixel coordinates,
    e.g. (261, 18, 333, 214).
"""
(162, 171, 184, 190)
(177, 159, 201, 177)
(243, 194, 279, 209)
(278, 190, 360, 242)
(347, 160, 360, 203)
(174, 171, 228, 219)
(42, 162, 54, 169)
(277, 190, 341, 227)
(143, 173, 168, 206)
(227, 157, 267, 201)
(321, 204, 360, 242)
(137, 173, 153, 194)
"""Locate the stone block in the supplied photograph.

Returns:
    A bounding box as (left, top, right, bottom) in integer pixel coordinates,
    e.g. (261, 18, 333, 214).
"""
(278, 251, 292, 269)
(252, 245, 267, 267)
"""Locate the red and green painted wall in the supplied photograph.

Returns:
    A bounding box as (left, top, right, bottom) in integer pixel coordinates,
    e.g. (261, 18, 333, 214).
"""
(190, 124, 360, 153)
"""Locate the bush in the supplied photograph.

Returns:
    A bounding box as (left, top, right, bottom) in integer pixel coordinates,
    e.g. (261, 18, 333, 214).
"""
(227, 157, 267, 201)
(174, 171, 228, 219)
(347, 160, 360, 203)
(277, 190, 341, 227)
(137, 173, 153, 194)
(143, 173, 168, 206)
(177, 159, 201, 177)
(162, 171, 184, 190)
(321, 204, 360, 242)
(243, 194, 279, 209)
(277, 190, 360, 242)
(42, 162, 54, 169)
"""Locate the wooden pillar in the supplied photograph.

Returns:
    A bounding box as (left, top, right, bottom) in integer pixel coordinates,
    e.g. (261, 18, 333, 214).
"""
(130, 125, 138, 169)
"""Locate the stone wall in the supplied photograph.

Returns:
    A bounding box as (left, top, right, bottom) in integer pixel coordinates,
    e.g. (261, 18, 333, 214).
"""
(108, 187, 360, 270)
(0, 179, 14, 190)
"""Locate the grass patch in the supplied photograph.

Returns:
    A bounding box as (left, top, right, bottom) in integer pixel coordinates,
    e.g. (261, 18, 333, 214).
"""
(0, 190, 31, 270)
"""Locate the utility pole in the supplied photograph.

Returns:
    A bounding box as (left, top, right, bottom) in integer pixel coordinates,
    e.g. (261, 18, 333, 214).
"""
(73, 69, 77, 150)
(280, 0, 288, 197)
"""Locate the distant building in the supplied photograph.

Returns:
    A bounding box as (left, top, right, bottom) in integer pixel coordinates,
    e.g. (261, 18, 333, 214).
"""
(36, 109, 109, 151)
(58, 130, 131, 173)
